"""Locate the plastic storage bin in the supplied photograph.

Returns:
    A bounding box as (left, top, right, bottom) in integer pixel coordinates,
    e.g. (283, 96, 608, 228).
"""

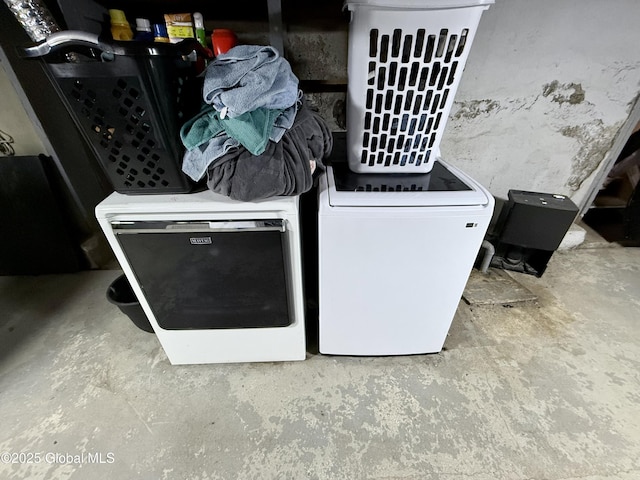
(106, 274, 154, 333)
(24, 32, 205, 194)
(345, 0, 493, 173)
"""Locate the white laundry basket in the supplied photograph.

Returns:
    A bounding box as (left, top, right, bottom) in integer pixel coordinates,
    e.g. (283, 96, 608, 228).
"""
(345, 0, 494, 173)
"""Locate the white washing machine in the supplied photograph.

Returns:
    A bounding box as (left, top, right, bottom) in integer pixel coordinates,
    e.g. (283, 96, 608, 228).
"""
(96, 191, 306, 365)
(318, 158, 494, 355)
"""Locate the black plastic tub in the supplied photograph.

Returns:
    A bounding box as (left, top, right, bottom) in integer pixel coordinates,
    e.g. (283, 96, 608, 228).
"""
(106, 274, 154, 333)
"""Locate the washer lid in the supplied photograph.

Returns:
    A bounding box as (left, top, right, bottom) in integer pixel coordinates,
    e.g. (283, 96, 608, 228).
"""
(326, 160, 491, 207)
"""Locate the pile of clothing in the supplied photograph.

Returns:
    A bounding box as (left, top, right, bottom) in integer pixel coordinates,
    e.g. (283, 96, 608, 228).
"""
(181, 45, 333, 201)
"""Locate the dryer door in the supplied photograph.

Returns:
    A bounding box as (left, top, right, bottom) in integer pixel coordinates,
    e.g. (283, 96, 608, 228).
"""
(113, 220, 291, 330)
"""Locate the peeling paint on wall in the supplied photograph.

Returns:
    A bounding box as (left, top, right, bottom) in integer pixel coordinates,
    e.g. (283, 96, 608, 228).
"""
(439, 1, 640, 209)
(561, 120, 622, 191)
(542, 81, 586, 106)
(452, 99, 502, 120)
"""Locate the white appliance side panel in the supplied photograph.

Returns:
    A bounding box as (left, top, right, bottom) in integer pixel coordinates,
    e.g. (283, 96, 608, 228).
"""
(318, 205, 492, 355)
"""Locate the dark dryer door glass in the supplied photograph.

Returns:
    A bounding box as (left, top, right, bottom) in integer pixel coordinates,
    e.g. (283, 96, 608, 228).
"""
(113, 220, 291, 330)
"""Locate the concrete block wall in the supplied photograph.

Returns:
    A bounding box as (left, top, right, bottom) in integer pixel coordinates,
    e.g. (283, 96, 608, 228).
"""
(439, 0, 640, 209)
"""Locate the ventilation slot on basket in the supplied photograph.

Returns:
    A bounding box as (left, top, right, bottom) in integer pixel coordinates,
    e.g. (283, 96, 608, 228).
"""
(355, 183, 426, 192)
(357, 25, 473, 171)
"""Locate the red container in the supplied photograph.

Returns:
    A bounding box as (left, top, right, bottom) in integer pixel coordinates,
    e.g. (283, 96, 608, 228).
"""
(211, 29, 238, 56)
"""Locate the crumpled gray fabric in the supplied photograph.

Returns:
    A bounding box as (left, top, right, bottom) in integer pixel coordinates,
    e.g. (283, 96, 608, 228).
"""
(203, 45, 299, 118)
(206, 103, 333, 201)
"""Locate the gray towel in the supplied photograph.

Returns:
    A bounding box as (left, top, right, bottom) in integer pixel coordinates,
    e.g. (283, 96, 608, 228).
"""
(203, 45, 299, 118)
(206, 103, 333, 201)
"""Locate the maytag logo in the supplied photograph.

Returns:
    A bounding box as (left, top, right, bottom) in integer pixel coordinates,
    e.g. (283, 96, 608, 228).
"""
(190, 237, 212, 245)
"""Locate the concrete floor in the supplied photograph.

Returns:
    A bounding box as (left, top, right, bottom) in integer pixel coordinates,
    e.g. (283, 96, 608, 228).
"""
(1, 242, 639, 479)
